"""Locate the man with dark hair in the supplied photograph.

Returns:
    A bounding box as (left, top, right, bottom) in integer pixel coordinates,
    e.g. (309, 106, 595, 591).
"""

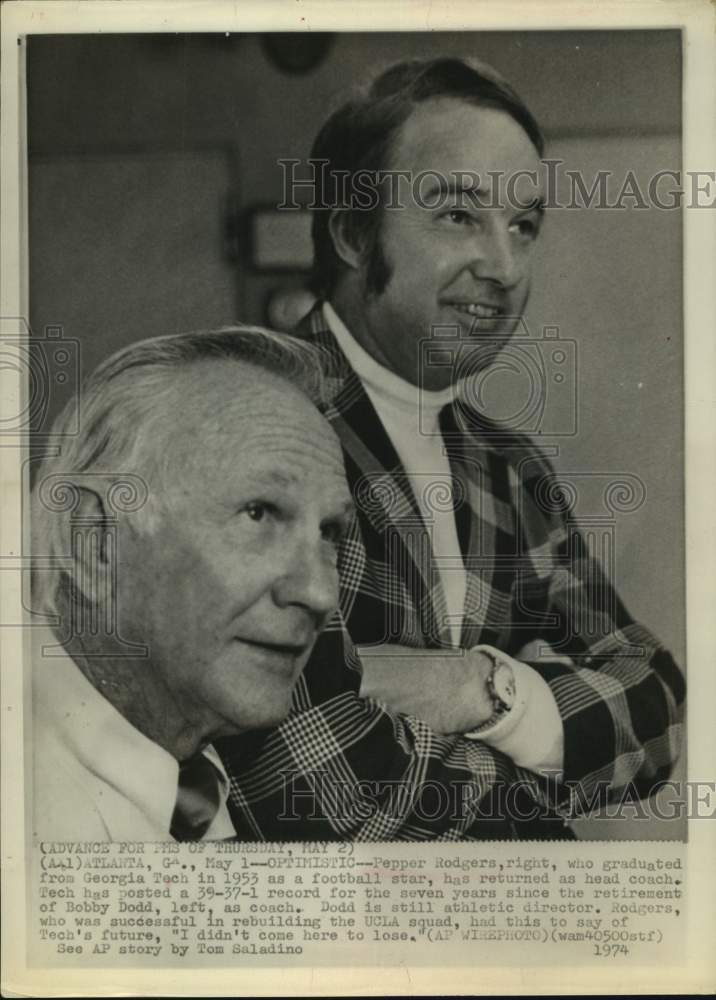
(218, 58, 684, 840)
(309, 57, 544, 302)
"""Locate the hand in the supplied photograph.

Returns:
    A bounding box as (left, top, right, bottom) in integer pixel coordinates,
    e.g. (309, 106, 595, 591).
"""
(358, 643, 495, 734)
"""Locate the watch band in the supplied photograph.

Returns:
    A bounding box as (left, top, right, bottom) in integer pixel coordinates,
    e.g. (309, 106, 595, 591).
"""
(463, 646, 517, 739)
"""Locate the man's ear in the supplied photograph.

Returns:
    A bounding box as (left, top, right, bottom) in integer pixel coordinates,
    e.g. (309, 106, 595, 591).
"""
(70, 485, 112, 606)
(328, 210, 365, 271)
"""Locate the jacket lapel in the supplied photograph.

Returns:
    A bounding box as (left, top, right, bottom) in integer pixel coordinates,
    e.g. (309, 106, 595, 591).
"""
(441, 401, 516, 650)
(295, 304, 450, 647)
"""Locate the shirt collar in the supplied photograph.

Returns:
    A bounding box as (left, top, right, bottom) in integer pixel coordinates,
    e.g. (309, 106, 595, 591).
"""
(32, 629, 228, 838)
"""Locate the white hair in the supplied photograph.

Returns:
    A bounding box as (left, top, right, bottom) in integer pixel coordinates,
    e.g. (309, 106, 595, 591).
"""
(31, 325, 331, 619)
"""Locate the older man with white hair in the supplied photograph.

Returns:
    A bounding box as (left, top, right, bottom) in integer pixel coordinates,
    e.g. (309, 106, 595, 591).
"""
(30, 327, 353, 841)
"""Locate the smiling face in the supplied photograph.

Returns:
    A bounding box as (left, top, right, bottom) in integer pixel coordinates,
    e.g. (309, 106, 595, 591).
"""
(115, 361, 351, 752)
(337, 98, 545, 389)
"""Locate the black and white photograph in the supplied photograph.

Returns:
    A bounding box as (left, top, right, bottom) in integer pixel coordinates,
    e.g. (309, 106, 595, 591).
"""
(1, 1, 714, 995)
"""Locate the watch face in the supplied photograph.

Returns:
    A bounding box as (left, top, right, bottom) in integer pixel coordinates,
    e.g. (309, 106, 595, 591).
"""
(493, 663, 516, 709)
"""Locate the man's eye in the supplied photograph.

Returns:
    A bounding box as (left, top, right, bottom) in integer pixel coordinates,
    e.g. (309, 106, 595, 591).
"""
(243, 501, 273, 522)
(444, 209, 472, 225)
(510, 217, 540, 240)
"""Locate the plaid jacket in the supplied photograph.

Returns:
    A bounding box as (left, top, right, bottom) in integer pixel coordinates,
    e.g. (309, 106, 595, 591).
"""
(218, 305, 685, 840)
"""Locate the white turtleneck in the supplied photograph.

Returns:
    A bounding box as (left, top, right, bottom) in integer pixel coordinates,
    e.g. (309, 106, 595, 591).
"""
(324, 302, 564, 776)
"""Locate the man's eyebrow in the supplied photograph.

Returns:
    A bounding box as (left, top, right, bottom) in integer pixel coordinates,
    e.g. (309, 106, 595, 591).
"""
(239, 472, 356, 519)
(421, 177, 489, 201)
(340, 499, 357, 521)
(524, 197, 546, 215)
(419, 180, 546, 214)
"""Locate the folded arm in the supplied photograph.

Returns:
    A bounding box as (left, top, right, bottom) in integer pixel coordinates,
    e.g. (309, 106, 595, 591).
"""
(217, 621, 557, 840)
(358, 642, 564, 775)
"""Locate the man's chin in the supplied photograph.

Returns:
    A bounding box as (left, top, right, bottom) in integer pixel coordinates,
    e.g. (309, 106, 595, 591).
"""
(212, 705, 292, 740)
(419, 332, 516, 393)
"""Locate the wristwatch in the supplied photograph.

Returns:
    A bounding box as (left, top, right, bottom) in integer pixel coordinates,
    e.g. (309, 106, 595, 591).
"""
(463, 646, 517, 738)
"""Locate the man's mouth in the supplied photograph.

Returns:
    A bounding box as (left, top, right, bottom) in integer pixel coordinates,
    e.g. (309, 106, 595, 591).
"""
(448, 302, 503, 319)
(235, 637, 311, 662)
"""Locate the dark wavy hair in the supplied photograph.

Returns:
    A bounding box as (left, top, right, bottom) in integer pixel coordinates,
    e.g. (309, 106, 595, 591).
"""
(309, 57, 544, 298)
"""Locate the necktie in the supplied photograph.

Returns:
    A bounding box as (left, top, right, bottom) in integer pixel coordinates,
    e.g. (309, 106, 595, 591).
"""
(170, 753, 223, 842)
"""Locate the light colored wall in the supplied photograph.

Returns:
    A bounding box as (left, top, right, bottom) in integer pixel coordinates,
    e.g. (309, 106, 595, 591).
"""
(525, 133, 684, 663)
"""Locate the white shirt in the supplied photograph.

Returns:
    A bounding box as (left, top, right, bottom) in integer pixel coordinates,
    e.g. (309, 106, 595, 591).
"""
(324, 302, 564, 776)
(31, 630, 235, 841)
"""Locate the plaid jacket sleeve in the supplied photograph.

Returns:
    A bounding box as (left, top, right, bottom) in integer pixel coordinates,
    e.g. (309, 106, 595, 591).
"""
(217, 614, 566, 841)
(502, 442, 686, 809)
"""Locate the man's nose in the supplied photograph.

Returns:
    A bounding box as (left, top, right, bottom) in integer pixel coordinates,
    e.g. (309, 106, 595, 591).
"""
(272, 540, 339, 628)
(471, 224, 520, 288)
